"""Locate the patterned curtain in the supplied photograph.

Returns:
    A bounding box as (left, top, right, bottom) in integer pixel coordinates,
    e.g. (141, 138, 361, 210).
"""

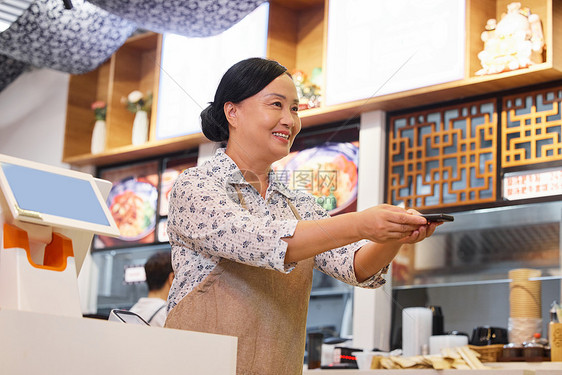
(0, 55, 28, 92)
(0, 0, 136, 75)
(0, 0, 266, 92)
(86, 0, 267, 37)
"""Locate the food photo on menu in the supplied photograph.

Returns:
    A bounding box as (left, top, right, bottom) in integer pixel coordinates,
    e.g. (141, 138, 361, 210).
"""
(158, 156, 197, 216)
(156, 156, 197, 242)
(272, 141, 359, 216)
(94, 161, 159, 249)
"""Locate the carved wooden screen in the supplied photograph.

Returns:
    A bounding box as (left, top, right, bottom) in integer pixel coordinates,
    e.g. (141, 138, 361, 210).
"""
(387, 100, 497, 209)
(502, 86, 562, 167)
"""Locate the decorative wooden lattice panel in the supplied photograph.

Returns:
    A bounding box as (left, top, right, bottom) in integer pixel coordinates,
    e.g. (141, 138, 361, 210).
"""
(502, 86, 562, 167)
(387, 100, 497, 209)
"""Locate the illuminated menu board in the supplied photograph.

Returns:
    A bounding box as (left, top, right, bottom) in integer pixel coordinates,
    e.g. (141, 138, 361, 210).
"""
(504, 169, 562, 200)
(325, 0, 465, 106)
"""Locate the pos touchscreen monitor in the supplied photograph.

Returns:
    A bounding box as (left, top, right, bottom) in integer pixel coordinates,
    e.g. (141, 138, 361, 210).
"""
(0, 154, 119, 238)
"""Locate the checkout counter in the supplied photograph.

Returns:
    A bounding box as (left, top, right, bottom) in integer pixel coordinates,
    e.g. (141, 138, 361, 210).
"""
(302, 364, 562, 374)
(2, 154, 559, 374)
(0, 154, 237, 374)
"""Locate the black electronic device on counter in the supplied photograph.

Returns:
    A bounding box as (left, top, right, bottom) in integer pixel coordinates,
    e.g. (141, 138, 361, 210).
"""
(321, 347, 361, 369)
(321, 362, 358, 369)
(470, 326, 508, 346)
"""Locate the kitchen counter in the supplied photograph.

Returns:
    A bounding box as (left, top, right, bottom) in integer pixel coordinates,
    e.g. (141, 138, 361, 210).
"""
(303, 362, 562, 374)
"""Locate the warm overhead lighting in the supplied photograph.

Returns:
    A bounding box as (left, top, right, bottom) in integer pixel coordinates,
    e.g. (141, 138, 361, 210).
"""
(0, 0, 34, 33)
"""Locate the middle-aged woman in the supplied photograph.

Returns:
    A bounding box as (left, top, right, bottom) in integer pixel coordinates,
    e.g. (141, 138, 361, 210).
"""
(165, 57, 440, 374)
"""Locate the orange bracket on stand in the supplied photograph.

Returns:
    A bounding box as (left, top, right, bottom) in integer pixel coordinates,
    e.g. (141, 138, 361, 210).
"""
(3, 223, 74, 272)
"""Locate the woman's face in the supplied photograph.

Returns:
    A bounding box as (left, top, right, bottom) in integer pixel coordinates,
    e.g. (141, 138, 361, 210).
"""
(227, 73, 301, 164)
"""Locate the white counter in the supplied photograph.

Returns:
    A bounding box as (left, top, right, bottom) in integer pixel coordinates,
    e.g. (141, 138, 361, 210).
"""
(0, 309, 237, 375)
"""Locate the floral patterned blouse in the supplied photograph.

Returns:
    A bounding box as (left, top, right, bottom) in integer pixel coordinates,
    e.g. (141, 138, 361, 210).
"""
(166, 148, 388, 311)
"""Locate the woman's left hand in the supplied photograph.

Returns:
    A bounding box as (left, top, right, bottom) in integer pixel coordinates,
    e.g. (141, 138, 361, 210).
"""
(353, 208, 441, 282)
(398, 209, 441, 244)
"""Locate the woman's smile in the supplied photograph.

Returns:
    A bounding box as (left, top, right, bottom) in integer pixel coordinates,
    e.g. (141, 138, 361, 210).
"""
(272, 130, 290, 142)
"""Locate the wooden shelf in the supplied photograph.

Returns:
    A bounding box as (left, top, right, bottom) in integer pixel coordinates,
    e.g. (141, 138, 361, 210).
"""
(63, 132, 207, 166)
(63, 0, 562, 166)
(300, 62, 562, 126)
(63, 32, 162, 165)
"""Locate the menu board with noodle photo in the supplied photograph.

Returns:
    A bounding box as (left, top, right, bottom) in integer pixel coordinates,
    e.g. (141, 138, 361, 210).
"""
(94, 161, 159, 249)
(273, 141, 359, 216)
(159, 155, 197, 216)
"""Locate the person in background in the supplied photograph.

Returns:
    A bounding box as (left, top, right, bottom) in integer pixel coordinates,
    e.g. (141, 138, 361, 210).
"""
(130, 251, 173, 327)
(164, 57, 441, 374)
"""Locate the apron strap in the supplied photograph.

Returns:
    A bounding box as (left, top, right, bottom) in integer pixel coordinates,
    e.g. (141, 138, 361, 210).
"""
(287, 199, 301, 220)
(235, 185, 247, 208)
(234, 185, 301, 220)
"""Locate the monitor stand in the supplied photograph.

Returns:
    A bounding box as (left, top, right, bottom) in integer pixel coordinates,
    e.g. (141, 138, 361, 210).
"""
(0, 221, 82, 318)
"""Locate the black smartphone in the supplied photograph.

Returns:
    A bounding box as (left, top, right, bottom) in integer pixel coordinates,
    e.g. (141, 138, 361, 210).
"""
(421, 213, 454, 222)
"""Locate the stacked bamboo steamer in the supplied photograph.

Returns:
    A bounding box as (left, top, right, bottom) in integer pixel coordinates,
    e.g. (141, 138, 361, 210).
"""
(508, 268, 542, 344)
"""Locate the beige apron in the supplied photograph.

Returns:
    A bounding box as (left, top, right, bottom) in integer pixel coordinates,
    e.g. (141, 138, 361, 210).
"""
(165, 188, 314, 375)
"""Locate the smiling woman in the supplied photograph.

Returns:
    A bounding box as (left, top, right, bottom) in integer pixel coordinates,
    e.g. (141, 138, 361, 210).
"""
(223, 72, 301, 180)
(164, 57, 440, 374)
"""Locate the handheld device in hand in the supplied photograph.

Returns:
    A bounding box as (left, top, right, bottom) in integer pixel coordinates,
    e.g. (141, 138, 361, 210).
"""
(421, 213, 454, 222)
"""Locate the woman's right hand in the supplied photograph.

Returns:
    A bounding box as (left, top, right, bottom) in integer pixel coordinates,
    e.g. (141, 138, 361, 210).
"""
(284, 204, 431, 264)
(357, 204, 428, 243)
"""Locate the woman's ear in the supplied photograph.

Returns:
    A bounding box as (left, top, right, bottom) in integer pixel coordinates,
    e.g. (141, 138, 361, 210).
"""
(224, 101, 238, 128)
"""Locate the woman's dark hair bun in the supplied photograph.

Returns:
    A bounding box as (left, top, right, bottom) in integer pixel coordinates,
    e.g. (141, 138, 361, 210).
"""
(200, 57, 288, 143)
(201, 103, 229, 142)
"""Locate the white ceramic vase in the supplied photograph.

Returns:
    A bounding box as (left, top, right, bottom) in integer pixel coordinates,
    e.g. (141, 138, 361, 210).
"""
(132, 110, 149, 146)
(90, 119, 106, 154)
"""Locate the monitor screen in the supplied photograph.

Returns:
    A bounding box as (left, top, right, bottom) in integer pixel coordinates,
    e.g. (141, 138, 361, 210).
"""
(0, 155, 119, 236)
